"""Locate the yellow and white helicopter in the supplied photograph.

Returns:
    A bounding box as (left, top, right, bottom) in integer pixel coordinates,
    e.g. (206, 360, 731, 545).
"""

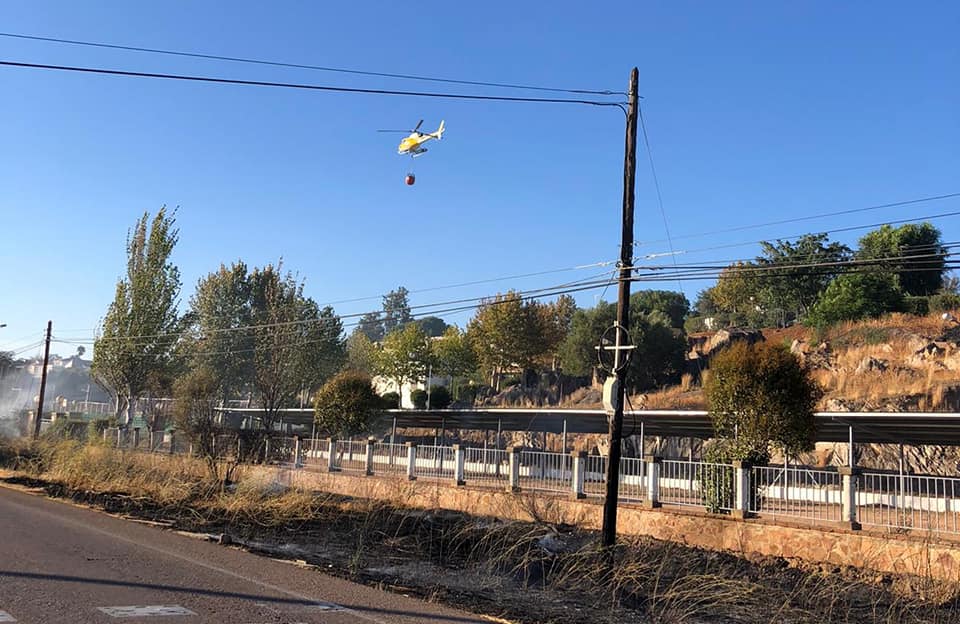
(379, 119, 445, 184)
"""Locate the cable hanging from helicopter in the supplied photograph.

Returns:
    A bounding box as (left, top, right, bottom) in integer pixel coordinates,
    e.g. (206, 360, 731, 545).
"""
(377, 119, 445, 185)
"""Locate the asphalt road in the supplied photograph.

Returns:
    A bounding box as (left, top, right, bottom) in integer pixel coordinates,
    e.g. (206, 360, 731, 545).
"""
(0, 485, 492, 623)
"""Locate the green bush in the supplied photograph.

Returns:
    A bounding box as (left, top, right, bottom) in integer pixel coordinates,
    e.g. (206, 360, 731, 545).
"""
(805, 273, 903, 328)
(314, 370, 382, 436)
(903, 296, 930, 316)
(428, 385, 452, 409)
(930, 293, 960, 313)
(705, 342, 821, 463)
(379, 391, 400, 409)
(410, 388, 428, 410)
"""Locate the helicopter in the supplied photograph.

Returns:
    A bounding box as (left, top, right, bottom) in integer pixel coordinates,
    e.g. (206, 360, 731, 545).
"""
(378, 119, 445, 185)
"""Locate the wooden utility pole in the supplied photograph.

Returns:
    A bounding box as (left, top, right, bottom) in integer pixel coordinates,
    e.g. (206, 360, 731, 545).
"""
(33, 320, 53, 439)
(601, 68, 639, 548)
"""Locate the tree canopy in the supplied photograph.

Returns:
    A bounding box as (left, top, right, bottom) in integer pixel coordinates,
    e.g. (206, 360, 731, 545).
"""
(92, 207, 182, 425)
(858, 223, 946, 296)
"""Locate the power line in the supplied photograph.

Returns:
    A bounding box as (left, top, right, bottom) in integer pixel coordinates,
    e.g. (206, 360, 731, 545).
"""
(54, 278, 614, 356)
(57, 271, 616, 346)
(0, 60, 626, 108)
(634, 192, 960, 248)
(0, 31, 624, 96)
(635, 208, 960, 259)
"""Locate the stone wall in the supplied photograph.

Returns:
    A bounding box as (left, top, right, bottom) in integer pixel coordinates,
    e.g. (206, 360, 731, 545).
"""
(254, 466, 960, 582)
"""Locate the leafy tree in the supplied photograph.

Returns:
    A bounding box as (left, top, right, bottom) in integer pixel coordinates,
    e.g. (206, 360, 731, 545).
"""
(466, 291, 546, 388)
(858, 223, 946, 296)
(314, 370, 381, 437)
(631, 290, 690, 329)
(558, 302, 686, 392)
(92, 208, 181, 426)
(538, 294, 578, 369)
(345, 331, 379, 375)
(434, 326, 478, 379)
(377, 323, 431, 407)
(248, 265, 345, 432)
(188, 262, 254, 402)
(755, 234, 851, 320)
(705, 341, 821, 463)
(558, 301, 617, 377)
(805, 272, 903, 328)
(356, 312, 385, 342)
(382, 286, 413, 335)
(709, 262, 761, 321)
(413, 316, 448, 337)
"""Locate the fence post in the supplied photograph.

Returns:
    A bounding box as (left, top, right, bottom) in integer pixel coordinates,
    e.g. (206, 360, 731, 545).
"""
(571, 451, 586, 499)
(133, 427, 141, 449)
(644, 455, 662, 508)
(263, 437, 271, 463)
(103, 428, 109, 444)
(366, 437, 376, 476)
(839, 466, 861, 530)
(117, 428, 123, 448)
(327, 438, 337, 472)
(406, 442, 417, 481)
(294, 436, 303, 468)
(169, 430, 176, 455)
(508, 446, 521, 492)
(732, 460, 752, 519)
(453, 444, 466, 486)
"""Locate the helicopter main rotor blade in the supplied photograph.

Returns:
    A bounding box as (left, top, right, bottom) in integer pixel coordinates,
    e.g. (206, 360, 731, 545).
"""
(413, 119, 423, 132)
(376, 130, 412, 133)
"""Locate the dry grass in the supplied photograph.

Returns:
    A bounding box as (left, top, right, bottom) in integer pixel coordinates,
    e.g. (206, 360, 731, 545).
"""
(3, 438, 959, 623)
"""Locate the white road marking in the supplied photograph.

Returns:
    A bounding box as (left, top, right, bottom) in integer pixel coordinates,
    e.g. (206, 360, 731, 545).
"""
(0, 610, 16, 622)
(98, 605, 197, 617)
(303, 602, 345, 612)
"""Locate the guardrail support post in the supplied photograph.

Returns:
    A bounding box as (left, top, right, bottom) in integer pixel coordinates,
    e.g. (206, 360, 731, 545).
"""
(293, 435, 303, 468)
(453, 444, 466, 486)
(406, 442, 417, 481)
(508, 446, 521, 492)
(839, 466, 861, 530)
(366, 437, 376, 476)
(572, 451, 586, 499)
(732, 460, 752, 519)
(644, 455, 662, 509)
(326, 438, 337, 472)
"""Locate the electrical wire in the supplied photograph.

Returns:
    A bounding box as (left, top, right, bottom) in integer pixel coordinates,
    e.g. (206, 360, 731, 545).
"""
(0, 60, 627, 107)
(633, 192, 960, 248)
(633, 208, 960, 259)
(53, 277, 615, 356)
(0, 32, 624, 96)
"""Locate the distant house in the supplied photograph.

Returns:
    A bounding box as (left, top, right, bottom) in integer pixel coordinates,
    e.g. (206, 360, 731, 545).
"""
(373, 374, 452, 409)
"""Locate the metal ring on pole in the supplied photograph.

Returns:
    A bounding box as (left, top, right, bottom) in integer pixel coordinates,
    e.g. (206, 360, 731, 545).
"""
(596, 322, 633, 374)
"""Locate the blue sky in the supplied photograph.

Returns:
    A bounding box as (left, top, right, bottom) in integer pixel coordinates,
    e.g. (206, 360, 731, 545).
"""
(0, 1, 957, 356)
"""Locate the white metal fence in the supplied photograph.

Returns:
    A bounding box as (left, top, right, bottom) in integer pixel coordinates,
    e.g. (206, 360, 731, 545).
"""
(750, 465, 842, 522)
(660, 460, 734, 511)
(858, 472, 960, 534)
(335, 439, 368, 472)
(414, 445, 455, 480)
(463, 448, 508, 486)
(518, 450, 572, 494)
(95, 431, 960, 539)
